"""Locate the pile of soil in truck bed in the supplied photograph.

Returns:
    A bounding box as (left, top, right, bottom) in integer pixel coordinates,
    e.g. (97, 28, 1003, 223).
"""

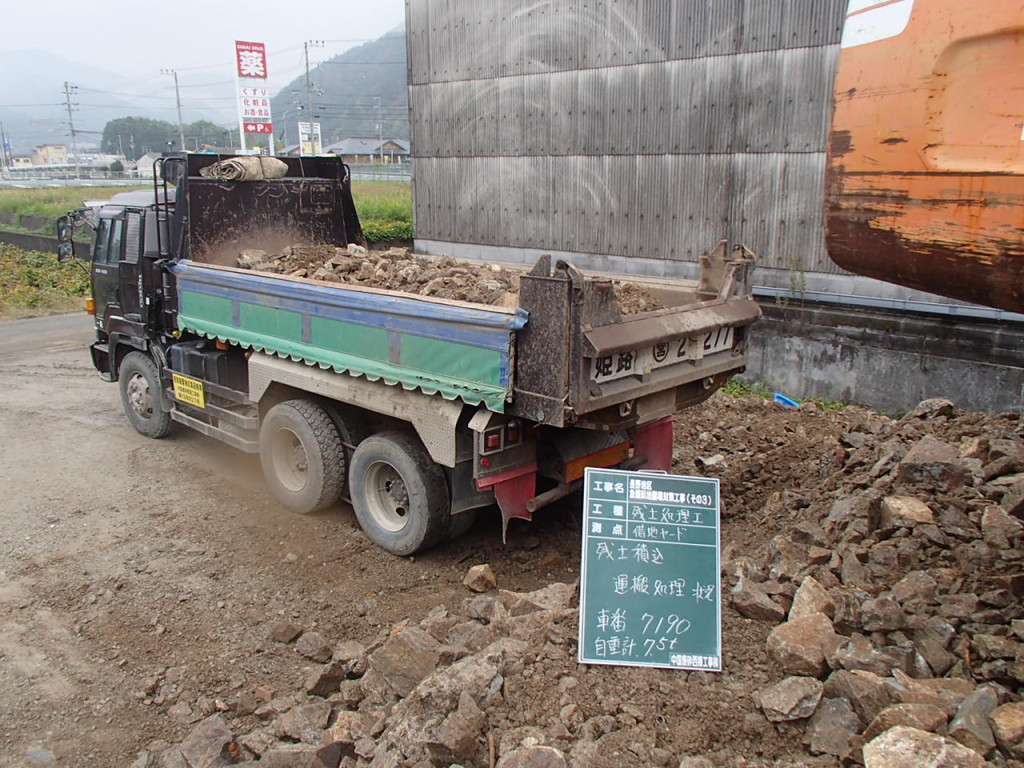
(224, 244, 665, 315)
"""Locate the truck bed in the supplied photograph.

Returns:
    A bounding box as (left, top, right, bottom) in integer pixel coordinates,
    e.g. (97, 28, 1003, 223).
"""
(172, 261, 528, 412)
(172, 243, 759, 422)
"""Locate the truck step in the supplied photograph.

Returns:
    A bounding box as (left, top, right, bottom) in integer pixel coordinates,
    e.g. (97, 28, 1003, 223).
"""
(169, 410, 259, 453)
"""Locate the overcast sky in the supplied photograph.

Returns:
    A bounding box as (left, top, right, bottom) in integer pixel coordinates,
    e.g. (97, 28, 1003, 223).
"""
(5, 0, 407, 93)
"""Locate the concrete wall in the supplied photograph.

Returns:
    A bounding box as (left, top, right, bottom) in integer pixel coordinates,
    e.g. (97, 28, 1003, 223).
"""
(0, 229, 93, 259)
(746, 302, 1024, 415)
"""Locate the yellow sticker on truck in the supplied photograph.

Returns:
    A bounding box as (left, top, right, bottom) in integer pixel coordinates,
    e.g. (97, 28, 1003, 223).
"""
(172, 373, 206, 408)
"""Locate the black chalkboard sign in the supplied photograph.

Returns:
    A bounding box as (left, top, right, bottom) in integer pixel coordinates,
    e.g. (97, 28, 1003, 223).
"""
(578, 467, 722, 671)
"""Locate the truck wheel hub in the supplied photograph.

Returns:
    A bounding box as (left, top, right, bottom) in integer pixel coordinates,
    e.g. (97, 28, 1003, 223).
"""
(126, 374, 153, 417)
(271, 430, 309, 492)
(367, 462, 410, 532)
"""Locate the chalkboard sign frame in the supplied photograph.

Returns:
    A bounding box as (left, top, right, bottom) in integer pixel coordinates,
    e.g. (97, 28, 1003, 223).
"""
(578, 467, 722, 671)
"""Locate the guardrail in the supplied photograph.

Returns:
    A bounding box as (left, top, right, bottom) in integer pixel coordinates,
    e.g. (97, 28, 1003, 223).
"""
(349, 166, 411, 182)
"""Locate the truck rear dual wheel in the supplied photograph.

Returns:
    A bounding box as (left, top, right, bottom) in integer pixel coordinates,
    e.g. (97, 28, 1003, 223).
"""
(349, 431, 451, 556)
(119, 351, 172, 439)
(260, 400, 346, 515)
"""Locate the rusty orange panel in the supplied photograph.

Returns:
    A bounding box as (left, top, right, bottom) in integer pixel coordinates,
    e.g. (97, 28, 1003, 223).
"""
(825, 0, 1024, 313)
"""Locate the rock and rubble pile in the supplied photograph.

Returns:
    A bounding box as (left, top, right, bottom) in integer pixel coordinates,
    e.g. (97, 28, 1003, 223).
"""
(141, 584, 586, 768)
(728, 397, 1024, 767)
(139, 396, 1024, 768)
(229, 244, 664, 314)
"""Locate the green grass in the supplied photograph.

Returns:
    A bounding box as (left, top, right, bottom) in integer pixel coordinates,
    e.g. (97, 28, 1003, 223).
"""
(722, 377, 848, 411)
(0, 181, 414, 318)
(0, 244, 90, 319)
(0, 186, 148, 230)
(352, 181, 413, 244)
(0, 182, 414, 241)
(722, 378, 772, 400)
(351, 181, 412, 222)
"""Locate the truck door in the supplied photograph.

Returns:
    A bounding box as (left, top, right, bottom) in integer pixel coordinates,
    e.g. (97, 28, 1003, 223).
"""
(92, 215, 125, 328)
(118, 210, 144, 322)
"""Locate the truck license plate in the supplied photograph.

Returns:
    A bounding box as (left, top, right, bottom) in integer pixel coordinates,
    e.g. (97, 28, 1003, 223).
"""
(172, 373, 206, 408)
(592, 327, 735, 384)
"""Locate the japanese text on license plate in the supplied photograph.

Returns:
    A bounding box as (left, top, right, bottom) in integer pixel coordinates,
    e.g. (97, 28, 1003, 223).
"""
(592, 326, 734, 383)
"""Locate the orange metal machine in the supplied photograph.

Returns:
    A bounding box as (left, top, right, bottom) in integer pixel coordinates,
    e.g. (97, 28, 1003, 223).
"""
(826, 0, 1024, 313)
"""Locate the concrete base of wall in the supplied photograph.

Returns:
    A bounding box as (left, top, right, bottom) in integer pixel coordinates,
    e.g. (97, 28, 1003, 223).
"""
(746, 301, 1024, 415)
(0, 230, 92, 259)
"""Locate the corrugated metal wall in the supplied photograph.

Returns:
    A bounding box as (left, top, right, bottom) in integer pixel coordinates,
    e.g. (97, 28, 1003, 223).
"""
(407, 0, 847, 277)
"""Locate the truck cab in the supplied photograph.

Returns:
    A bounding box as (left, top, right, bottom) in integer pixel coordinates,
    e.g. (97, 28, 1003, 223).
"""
(58, 189, 173, 380)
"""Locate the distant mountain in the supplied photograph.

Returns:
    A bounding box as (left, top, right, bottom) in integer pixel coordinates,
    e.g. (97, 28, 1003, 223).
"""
(0, 49, 242, 156)
(270, 28, 409, 148)
(0, 50, 129, 153)
(0, 28, 409, 158)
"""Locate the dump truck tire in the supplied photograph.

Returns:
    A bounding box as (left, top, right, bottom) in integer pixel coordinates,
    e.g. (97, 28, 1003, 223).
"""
(446, 510, 478, 541)
(349, 431, 450, 556)
(119, 351, 172, 439)
(260, 399, 345, 515)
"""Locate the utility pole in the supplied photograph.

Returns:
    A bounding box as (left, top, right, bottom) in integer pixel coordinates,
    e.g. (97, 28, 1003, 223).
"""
(63, 81, 80, 177)
(375, 96, 384, 164)
(0, 122, 8, 173)
(162, 69, 186, 152)
(303, 40, 323, 155)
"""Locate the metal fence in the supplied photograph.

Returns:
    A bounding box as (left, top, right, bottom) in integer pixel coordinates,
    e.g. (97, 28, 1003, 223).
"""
(349, 166, 411, 182)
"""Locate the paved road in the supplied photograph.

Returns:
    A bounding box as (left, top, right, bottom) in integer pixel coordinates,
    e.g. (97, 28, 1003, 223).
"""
(0, 312, 94, 360)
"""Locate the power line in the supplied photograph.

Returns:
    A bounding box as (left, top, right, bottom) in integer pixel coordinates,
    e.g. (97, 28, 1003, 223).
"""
(0, 103, 64, 108)
(318, 60, 406, 65)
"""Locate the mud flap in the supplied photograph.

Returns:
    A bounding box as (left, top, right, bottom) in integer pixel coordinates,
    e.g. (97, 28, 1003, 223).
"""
(633, 415, 675, 471)
(490, 469, 537, 541)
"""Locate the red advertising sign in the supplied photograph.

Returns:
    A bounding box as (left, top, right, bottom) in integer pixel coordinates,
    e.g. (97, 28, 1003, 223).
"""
(235, 41, 268, 79)
(240, 86, 273, 134)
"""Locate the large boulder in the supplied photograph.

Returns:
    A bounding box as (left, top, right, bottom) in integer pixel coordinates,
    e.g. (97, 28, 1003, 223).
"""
(863, 726, 984, 768)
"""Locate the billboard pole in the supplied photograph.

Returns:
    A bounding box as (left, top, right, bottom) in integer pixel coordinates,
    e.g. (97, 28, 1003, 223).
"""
(235, 66, 248, 153)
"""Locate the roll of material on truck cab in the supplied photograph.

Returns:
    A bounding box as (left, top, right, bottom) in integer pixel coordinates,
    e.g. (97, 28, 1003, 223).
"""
(57, 153, 760, 556)
(826, 0, 1024, 313)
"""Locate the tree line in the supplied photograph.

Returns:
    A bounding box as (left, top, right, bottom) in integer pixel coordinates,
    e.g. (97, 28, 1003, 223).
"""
(101, 117, 239, 158)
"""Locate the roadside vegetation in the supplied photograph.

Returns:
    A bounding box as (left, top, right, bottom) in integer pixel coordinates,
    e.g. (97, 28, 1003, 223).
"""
(0, 181, 414, 240)
(0, 186, 148, 233)
(0, 244, 90, 320)
(351, 180, 413, 243)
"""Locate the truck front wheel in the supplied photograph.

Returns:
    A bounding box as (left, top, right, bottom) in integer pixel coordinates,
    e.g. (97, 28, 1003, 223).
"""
(260, 400, 345, 515)
(349, 432, 450, 556)
(119, 351, 172, 439)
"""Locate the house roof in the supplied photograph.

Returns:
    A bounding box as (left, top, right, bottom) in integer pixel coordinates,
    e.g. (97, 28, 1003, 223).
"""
(324, 137, 410, 155)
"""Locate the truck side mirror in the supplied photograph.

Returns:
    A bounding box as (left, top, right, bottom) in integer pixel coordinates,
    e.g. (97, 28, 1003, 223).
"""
(56, 215, 73, 243)
(55, 215, 76, 263)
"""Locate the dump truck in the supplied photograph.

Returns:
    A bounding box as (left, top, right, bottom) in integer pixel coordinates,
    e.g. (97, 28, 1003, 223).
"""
(57, 153, 759, 555)
(826, 0, 1024, 314)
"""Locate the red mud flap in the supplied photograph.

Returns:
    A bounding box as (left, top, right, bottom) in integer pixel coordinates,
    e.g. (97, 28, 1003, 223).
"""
(476, 465, 537, 541)
(479, 416, 676, 540)
(632, 415, 675, 472)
